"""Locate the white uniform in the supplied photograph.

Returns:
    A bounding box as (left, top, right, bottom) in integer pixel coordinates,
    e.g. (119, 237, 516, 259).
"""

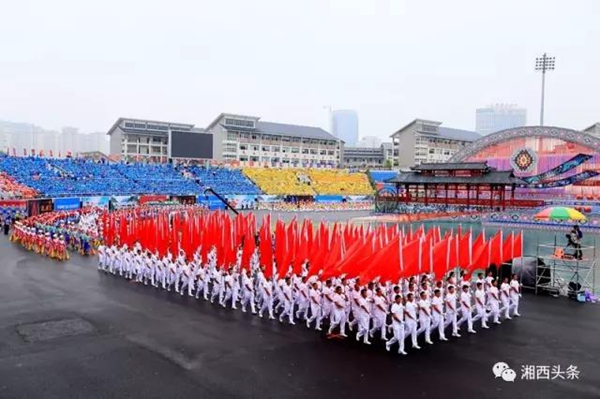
(306, 287, 322, 329)
(210, 270, 222, 303)
(509, 280, 521, 316)
(195, 267, 207, 299)
(328, 293, 347, 335)
(386, 302, 406, 354)
(431, 296, 446, 340)
(500, 282, 512, 319)
(295, 282, 309, 320)
(474, 289, 489, 328)
(279, 283, 294, 324)
(404, 300, 419, 348)
(488, 286, 500, 323)
(221, 274, 234, 307)
(444, 292, 459, 336)
(355, 297, 371, 344)
(231, 272, 241, 309)
(370, 295, 388, 340)
(259, 280, 275, 319)
(98, 245, 106, 270)
(319, 286, 333, 324)
(459, 291, 475, 332)
(417, 298, 432, 343)
(241, 273, 256, 313)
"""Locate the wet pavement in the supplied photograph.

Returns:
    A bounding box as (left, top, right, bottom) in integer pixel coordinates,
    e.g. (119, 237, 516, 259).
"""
(0, 235, 599, 399)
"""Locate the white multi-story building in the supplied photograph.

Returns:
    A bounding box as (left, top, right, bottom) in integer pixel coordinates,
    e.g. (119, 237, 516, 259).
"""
(107, 114, 342, 167)
(206, 113, 342, 167)
(342, 142, 394, 169)
(391, 119, 480, 168)
(107, 118, 203, 162)
(476, 104, 527, 136)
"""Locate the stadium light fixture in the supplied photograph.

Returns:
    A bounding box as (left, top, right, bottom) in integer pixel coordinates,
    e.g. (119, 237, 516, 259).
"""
(535, 53, 555, 126)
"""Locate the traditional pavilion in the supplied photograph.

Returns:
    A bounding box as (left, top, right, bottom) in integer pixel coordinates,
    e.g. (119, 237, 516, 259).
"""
(386, 162, 542, 210)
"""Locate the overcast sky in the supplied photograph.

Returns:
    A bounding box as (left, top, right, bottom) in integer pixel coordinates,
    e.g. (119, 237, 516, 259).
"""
(1, 0, 598, 139)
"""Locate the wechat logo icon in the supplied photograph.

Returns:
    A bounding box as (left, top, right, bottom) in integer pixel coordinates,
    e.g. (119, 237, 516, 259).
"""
(493, 362, 516, 382)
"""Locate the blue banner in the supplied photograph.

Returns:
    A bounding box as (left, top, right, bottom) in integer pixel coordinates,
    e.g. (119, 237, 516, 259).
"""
(315, 195, 344, 203)
(197, 195, 226, 210)
(522, 153, 593, 184)
(53, 197, 81, 211)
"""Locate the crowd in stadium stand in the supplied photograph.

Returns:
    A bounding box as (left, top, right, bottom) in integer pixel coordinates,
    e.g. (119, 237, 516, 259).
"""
(308, 169, 373, 195)
(0, 157, 382, 200)
(186, 166, 261, 195)
(0, 157, 266, 197)
(243, 168, 373, 196)
(0, 172, 38, 199)
(243, 168, 315, 196)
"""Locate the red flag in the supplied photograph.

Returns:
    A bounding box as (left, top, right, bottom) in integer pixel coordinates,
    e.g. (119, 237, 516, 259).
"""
(512, 231, 523, 259)
(458, 230, 472, 268)
(400, 237, 421, 278)
(241, 232, 256, 271)
(259, 223, 274, 278)
(501, 231, 514, 263)
(358, 235, 401, 283)
(489, 230, 503, 267)
(467, 232, 487, 272)
(432, 236, 450, 279)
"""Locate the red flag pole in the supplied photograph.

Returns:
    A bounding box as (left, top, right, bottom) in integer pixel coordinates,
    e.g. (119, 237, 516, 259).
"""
(446, 235, 451, 274)
(419, 237, 423, 274)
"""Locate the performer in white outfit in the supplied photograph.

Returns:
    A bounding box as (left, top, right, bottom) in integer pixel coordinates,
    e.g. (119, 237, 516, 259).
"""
(430, 289, 448, 341)
(355, 289, 372, 345)
(404, 293, 420, 349)
(386, 294, 407, 355)
(509, 274, 522, 317)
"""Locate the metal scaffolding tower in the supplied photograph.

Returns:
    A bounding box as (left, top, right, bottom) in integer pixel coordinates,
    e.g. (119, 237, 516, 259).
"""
(534, 234, 596, 297)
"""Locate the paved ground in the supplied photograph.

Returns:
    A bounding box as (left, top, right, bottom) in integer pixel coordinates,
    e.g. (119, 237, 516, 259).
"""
(0, 235, 599, 399)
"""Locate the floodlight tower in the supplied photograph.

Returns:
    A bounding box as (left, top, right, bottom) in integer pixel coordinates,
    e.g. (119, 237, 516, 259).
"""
(535, 53, 555, 126)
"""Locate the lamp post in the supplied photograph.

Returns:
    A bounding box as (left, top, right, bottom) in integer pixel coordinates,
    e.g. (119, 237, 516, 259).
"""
(535, 53, 555, 126)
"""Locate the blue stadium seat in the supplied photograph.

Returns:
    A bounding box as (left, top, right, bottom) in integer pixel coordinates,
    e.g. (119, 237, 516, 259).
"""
(186, 166, 261, 195)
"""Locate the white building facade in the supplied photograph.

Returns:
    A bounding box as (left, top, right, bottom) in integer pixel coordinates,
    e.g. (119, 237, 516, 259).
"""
(391, 119, 480, 168)
(206, 113, 342, 167)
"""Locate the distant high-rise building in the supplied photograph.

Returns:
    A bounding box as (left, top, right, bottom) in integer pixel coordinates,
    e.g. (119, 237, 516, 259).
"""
(356, 136, 382, 148)
(476, 104, 527, 136)
(331, 110, 358, 146)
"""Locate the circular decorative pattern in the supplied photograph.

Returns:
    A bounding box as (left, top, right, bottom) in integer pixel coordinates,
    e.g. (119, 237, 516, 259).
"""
(510, 147, 538, 173)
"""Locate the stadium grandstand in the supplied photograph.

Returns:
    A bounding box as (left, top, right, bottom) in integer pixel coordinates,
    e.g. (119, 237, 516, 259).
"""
(243, 168, 374, 196)
(0, 156, 379, 199)
(243, 168, 314, 196)
(185, 166, 260, 195)
(1, 172, 38, 199)
(306, 169, 373, 195)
